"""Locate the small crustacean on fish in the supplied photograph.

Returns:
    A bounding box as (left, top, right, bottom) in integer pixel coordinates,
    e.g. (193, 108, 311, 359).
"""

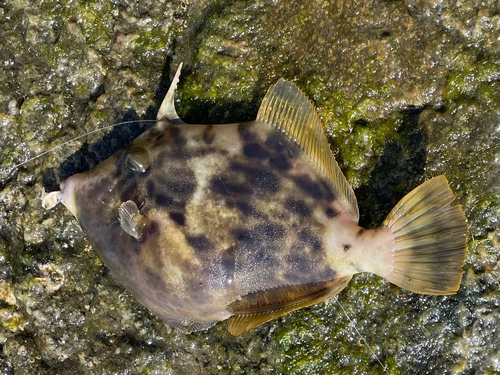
(43, 64, 467, 335)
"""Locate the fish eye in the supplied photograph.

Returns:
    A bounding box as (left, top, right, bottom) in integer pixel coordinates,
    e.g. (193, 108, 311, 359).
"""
(123, 147, 150, 173)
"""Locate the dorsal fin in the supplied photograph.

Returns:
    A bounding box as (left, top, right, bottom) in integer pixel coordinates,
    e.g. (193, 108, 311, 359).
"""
(157, 63, 185, 124)
(257, 79, 359, 222)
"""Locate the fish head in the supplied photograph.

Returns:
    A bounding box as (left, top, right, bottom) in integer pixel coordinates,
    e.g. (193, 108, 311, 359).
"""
(58, 134, 153, 221)
(42, 120, 235, 327)
(43, 121, 176, 266)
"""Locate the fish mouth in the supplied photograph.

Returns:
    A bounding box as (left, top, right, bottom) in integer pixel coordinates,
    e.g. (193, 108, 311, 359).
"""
(58, 173, 82, 217)
(42, 173, 82, 218)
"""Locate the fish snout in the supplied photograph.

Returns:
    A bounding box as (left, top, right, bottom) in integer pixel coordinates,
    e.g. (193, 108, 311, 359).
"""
(41, 173, 84, 217)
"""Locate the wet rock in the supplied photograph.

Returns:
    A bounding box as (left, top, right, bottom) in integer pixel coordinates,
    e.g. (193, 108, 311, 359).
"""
(0, 0, 498, 374)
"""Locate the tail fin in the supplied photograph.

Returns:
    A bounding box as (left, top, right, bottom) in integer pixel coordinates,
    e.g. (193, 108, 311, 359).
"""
(383, 176, 467, 295)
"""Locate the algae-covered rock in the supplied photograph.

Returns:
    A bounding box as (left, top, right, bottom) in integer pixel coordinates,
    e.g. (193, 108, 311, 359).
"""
(0, 0, 498, 374)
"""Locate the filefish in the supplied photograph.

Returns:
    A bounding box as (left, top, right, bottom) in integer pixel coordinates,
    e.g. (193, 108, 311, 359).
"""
(42, 64, 468, 335)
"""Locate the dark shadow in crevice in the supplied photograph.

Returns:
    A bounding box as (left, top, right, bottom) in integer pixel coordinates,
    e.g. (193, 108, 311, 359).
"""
(41, 108, 155, 192)
(356, 106, 428, 228)
(41, 53, 266, 192)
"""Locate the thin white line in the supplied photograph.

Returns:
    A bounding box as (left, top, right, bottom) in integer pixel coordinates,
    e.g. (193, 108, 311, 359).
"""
(334, 297, 389, 375)
(7, 120, 158, 170)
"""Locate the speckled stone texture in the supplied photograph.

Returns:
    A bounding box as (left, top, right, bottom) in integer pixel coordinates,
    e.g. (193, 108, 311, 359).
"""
(0, 0, 498, 374)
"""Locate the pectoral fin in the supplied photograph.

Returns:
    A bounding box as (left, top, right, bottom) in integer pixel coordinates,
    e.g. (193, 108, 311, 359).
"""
(118, 201, 149, 240)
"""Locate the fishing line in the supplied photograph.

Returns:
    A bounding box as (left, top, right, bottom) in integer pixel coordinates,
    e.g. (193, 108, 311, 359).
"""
(7, 119, 158, 171)
(334, 297, 389, 375)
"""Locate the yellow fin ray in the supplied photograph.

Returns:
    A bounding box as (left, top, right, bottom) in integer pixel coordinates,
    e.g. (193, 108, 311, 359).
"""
(228, 276, 351, 336)
(257, 79, 359, 222)
(383, 176, 468, 295)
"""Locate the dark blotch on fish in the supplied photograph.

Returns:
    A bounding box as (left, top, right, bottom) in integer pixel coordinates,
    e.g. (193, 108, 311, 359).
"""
(256, 223, 285, 239)
(343, 244, 351, 252)
(320, 181, 336, 202)
(234, 223, 284, 246)
(187, 235, 213, 252)
(287, 255, 312, 273)
(156, 170, 197, 199)
(238, 123, 256, 141)
(293, 175, 324, 200)
(211, 177, 251, 196)
(234, 229, 251, 242)
(169, 212, 186, 226)
(244, 143, 270, 159)
(323, 268, 337, 280)
(269, 154, 291, 171)
(325, 208, 338, 218)
(254, 249, 278, 265)
(143, 221, 161, 244)
(155, 194, 185, 208)
(168, 126, 181, 138)
(161, 146, 208, 161)
(165, 179, 197, 196)
(203, 126, 215, 144)
(285, 198, 310, 217)
(155, 194, 174, 207)
(265, 134, 286, 153)
(147, 180, 156, 196)
(253, 170, 279, 192)
(235, 201, 261, 217)
(231, 163, 279, 193)
(298, 229, 322, 252)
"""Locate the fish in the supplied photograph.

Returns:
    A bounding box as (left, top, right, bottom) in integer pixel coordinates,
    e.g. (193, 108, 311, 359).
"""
(42, 63, 468, 336)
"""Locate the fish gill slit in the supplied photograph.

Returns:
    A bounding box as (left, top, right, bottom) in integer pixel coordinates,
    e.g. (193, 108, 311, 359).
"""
(333, 297, 389, 375)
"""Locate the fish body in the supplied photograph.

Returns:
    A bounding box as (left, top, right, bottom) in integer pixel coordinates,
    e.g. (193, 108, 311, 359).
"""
(43, 65, 467, 335)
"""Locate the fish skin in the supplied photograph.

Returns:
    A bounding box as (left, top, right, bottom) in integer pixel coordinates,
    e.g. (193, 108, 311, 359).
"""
(43, 73, 467, 334)
(64, 118, 354, 330)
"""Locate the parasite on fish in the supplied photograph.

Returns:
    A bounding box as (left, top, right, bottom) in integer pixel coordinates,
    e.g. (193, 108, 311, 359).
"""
(42, 64, 468, 335)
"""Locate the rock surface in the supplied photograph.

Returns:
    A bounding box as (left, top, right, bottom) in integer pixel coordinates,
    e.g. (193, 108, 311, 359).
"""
(0, 0, 499, 374)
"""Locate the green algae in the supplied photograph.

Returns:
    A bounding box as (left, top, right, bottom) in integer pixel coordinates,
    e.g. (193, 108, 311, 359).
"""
(20, 96, 71, 140)
(0, 0, 499, 374)
(276, 301, 400, 375)
(130, 24, 170, 60)
(444, 56, 500, 104)
(75, 1, 114, 50)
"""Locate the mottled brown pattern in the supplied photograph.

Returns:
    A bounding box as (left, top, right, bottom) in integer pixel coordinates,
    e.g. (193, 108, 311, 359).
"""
(69, 120, 351, 328)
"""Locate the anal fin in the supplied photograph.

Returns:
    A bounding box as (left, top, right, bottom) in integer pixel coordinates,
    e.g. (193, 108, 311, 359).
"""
(227, 276, 351, 336)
